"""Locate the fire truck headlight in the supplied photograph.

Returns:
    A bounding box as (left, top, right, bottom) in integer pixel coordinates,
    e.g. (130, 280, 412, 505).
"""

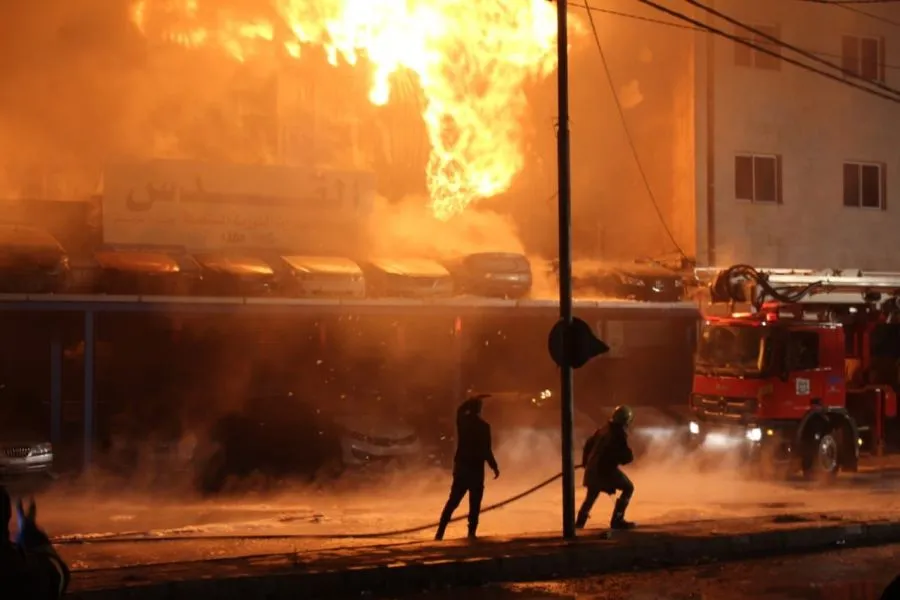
(689, 421, 700, 435)
(746, 427, 763, 442)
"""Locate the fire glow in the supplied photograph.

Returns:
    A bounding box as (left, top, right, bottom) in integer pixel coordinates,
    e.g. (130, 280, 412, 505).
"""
(129, 0, 563, 221)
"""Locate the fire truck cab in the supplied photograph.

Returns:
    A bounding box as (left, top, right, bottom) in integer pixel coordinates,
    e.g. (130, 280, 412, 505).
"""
(687, 265, 900, 479)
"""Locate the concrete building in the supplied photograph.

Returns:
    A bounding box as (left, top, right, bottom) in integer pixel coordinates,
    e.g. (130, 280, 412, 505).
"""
(692, 0, 900, 269)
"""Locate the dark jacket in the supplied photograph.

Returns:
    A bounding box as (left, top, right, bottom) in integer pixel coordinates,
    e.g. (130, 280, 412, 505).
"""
(582, 422, 633, 491)
(453, 404, 499, 480)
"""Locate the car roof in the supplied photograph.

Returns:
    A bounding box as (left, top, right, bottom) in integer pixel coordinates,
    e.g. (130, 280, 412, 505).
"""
(94, 251, 181, 274)
(193, 253, 274, 276)
(366, 258, 450, 277)
(0, 224, 63, 251)
(281, 255, 362, 275)
(572, 260, 677, 277)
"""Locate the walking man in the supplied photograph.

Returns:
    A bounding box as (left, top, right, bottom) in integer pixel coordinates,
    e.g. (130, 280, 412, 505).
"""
(435, 395, 500, 540)
(576, 405, 636, 530)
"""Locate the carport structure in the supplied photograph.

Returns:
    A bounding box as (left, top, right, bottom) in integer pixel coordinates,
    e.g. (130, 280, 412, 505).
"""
(0, 294, 699, 472)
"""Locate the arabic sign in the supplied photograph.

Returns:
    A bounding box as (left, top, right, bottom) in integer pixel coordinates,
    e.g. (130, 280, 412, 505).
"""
(102, 159, 375, 251)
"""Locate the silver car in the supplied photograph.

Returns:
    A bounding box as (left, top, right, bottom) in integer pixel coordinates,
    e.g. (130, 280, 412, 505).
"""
(0, 437, 53, 479)
(334, 411, 423, 467)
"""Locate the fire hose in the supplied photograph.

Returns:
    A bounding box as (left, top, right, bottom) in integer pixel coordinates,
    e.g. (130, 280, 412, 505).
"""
(53, 465, 585, 546)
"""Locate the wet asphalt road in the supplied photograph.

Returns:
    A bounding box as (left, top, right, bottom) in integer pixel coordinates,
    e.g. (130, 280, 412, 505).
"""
(6, 443, 900, 571)
(28, 463, 900, 571)
(392, 544, 900, 599)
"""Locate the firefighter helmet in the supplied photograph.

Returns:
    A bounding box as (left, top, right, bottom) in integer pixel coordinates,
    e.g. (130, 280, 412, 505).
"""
(610, 405, 634, 427)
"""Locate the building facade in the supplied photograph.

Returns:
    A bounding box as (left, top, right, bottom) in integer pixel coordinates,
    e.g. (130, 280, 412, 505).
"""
(693, 0, 900, 269)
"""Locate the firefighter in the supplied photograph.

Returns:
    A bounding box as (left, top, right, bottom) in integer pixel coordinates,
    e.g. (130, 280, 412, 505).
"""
(576, 405, 636, 530)
(435, 395, 500, 541)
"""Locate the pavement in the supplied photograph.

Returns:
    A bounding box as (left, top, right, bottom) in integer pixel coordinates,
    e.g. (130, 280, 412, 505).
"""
(64, 511, 900, 599)
(404, 542, 900, 599)
(20, 448, 900, 598)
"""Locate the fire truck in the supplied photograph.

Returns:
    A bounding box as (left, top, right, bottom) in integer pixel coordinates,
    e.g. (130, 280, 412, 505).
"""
(687, 264, 900, 479)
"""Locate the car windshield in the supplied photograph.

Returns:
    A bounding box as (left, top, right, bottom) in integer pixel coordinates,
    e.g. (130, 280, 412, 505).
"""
(467, 255, 529, 273)
(696, 324, 771, 376)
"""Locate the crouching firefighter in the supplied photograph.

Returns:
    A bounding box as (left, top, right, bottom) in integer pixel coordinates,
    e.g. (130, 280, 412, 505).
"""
(435, 395, 500, 541)
(576, 405, 636, 530)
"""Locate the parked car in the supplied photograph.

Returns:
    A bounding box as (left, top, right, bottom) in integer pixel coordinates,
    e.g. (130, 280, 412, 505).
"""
(0, 388, 53, 482)
(93, 250, 197, 295)
(0, 436, 53, 482)
(197, 393, 343, 493)
(196, 392, 425, 492)
(358, 258, 453, 298)
(333, 405, 423, 467)
(277, 255, 366, 298)
(191, 253, 276, 297)
(0, 224, 70, 294)
(442, 252, 532, 299)
(550, 259, 685, 302)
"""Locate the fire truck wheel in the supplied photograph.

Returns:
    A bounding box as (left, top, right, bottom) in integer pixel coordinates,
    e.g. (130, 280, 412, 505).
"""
(801, 428, 840, 481)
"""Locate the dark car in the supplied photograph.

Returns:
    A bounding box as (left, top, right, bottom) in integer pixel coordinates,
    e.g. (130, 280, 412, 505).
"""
(442, 252, 532, 299)
(551, 259, 685, 302)
(191, 253, 277, 297)
(197, 393, 343, 494)
(93, 250, 198, 295)
(0, 224, 70, 294)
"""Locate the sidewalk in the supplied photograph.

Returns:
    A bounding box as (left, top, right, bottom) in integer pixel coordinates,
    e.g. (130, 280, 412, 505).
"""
(67, 511, 900, 600)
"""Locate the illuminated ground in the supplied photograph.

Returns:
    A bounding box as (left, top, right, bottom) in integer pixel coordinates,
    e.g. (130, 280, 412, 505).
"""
(24, 450, 900, 572)
(396, 544, 900, 599)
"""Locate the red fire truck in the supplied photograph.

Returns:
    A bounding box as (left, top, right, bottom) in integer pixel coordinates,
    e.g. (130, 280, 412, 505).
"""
(687, 264, 900, 479)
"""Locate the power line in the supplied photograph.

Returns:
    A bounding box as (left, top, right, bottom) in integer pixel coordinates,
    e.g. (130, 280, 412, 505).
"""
(685, 0, 900, 97)
(583, 4, 896, 68)
(634, 0, 900, 105)
(794, 0, 900, 28)
(582, 4, 686, 259)
(576, 4, 900, 70)
(799, 0, 900, 4)
(573, 4, 900, 70)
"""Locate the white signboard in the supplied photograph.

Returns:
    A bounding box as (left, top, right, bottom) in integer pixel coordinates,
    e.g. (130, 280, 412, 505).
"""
(102, 159, 375, 251)
(795, 378, 811, 396)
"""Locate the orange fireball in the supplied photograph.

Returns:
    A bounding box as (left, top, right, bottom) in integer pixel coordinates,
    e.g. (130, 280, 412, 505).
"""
(130, 0, 561, 221)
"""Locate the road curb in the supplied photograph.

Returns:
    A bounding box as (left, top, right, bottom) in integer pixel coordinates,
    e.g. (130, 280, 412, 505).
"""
(67, 518, 900, 599)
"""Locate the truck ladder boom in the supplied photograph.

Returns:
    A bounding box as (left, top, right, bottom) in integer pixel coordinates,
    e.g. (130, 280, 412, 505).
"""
(694, 266, 900, 305)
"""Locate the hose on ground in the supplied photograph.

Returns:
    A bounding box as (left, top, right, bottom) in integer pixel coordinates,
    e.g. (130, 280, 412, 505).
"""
(54, 465, 585, 546)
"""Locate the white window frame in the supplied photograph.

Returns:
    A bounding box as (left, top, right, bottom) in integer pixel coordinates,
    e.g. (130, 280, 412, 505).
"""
(842, 161, 885, 211)
(734, 153, 781, 204)
(734, 24, 782, 71)
(841, 35, 885, 83)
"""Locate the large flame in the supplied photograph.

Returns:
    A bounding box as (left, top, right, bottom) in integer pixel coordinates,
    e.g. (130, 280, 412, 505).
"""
(130, 0, 559, 220)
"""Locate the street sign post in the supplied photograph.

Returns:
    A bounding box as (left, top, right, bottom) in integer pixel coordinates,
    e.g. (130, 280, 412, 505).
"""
(554, 0, 577, 540)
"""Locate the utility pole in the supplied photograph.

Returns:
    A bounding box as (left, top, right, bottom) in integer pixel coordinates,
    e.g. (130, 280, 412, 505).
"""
(555, 0, 577, 540)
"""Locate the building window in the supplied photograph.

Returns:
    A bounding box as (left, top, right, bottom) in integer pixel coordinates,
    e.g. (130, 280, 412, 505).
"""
(734, 25, 782, 71)
(843, 162, 885, 209)
(735, 154, 782, 203)
(841, 36, 885, 82)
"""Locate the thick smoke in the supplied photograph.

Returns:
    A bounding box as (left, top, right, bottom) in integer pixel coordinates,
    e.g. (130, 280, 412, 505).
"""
(362, 194, 525, 260)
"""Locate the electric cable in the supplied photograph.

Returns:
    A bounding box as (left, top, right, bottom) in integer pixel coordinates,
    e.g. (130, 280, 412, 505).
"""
(577, 4, 900, 70)
(685, 0, 900, 97)
(583, 5, 687, 260)
(635, 0, 900, 105)
(797, 1, 900, 4)
(794, 0, 900, 29)
(52, 466, 584, 546)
